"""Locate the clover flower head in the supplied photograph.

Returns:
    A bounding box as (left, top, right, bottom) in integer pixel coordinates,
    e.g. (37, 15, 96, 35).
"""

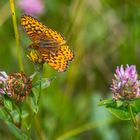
(18, 0, 44, 15)
(0, 71, 32, 102)
(110, 65, 140, 100)
(6, 72, 32, 102)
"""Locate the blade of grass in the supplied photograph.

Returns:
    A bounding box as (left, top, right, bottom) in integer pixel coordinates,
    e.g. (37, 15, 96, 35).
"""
(9, 0, 24, 71)
(57, 118, 117, 140)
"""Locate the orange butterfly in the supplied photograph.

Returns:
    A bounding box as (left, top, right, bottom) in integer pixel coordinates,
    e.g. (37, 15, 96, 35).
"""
(21, 15, 74, 72)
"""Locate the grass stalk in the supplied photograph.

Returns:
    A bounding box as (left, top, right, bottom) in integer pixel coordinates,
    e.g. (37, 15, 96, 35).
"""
(57, 118, 116, 140)
(9, 0, 24, 71)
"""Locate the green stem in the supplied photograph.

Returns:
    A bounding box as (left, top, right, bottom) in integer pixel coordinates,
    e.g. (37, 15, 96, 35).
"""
(37, 72, 42, 105)
(128, 103, 140, 140)
(9, 0, 24, 71)
(129, 104, 137, 128)
(18, 103, 22, 128)
(27, 71, 42, 136)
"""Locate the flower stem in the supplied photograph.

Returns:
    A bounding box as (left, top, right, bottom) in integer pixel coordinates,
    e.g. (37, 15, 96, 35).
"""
(27, 71, 42, 136)
(37, 72, 42, 105)
(18, 103, 22, 128)
(9, 0, 24, 71)
(129, 104, 137, 128)
(128, 104, 140, 140)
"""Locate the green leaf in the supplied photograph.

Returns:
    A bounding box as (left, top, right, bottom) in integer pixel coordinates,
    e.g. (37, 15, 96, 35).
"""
(32, 77, 55, 89)
(106, 107, 131, 120)
(4, 97, 13, 111)
(11, 110, 19, 123)
(21, 110, 29, 119)
(116, 100, 123, 107)
(129, 98, 140, 113)
(0, 108, 7, 120)
(99, 99, 131, 120)
(30, 101, 38, 114)
(10, 110, 28, 124)
(98, 99, 115, 106)
(29, 91, 39, 114)
(6, 121, 29, 140)
(30, 77, 55, 113)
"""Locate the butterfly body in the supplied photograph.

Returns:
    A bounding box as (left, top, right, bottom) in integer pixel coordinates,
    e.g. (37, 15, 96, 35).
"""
(21, 15, 74, 72)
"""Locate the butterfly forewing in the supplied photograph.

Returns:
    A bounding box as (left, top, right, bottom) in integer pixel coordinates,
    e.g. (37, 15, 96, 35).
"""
(21, 15, 66, 46)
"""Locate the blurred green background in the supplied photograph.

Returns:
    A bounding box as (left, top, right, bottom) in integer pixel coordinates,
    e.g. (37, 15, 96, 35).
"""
(0, 0, 140, 139)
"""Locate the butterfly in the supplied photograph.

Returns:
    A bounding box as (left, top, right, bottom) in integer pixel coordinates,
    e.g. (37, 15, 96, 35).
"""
(21, 15, 74, 72)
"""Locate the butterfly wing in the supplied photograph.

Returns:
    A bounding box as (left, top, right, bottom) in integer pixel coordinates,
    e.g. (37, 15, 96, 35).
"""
(21, 15, 66, 46)
(21, 15, 74, 72)
(37, 45, 74, 72)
